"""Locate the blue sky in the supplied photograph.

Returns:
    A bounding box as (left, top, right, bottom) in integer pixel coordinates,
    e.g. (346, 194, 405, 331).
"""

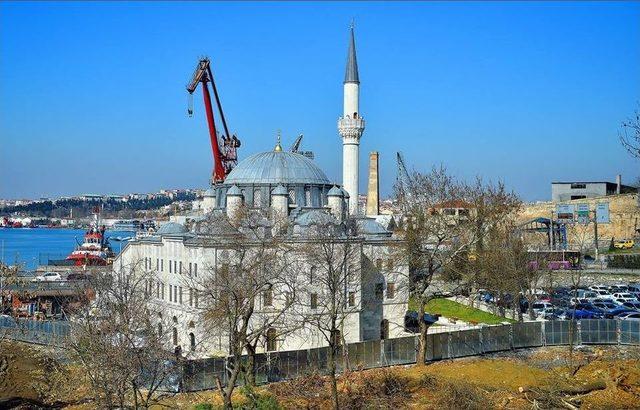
(1, 1, 639, 201)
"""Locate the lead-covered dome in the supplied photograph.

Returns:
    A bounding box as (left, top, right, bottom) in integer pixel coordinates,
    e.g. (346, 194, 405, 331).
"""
(224, 151, 331, 186)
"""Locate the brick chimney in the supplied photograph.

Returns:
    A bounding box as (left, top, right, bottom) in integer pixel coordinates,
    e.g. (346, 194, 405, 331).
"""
(365, 152, 379, 216)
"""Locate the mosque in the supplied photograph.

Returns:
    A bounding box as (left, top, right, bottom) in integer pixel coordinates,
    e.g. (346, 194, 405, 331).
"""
(116, 27, 409, 357)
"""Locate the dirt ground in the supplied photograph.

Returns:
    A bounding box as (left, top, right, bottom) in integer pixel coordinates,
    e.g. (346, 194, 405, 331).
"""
(1, 340, 639, 409)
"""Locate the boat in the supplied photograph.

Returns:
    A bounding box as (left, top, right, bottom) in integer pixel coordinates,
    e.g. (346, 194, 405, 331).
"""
(111, 219, 142, 231)
(64, 224, 115, 266)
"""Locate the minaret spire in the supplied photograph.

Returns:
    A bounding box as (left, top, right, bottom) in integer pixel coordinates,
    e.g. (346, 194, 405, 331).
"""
(338, 23, 365, 215)
(344, 24, 359, 84)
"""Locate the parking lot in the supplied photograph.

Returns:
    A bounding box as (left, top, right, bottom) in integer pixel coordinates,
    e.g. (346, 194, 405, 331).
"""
(478, 281, 640, 321)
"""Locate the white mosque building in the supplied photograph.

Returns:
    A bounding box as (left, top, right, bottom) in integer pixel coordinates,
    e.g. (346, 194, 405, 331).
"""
(115, 27, 409, 358)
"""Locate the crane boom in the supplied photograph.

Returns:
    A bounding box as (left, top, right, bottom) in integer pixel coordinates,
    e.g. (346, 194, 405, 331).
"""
(187, 58, 239, 184)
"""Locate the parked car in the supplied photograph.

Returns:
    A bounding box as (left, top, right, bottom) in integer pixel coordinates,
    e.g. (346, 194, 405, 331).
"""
(609, 284, 629, 292)
(558, 308, 602, 320)
(604, 307, 636, 319)
(33, 272, 62, 282)
(67, 273, 90, 281)
(532, 301, 554, 317)
(589, 285, 609, 292)
(617, 312, 640, 321)
(611, 293, 636, 304)
(621, 301, 640, 311)
(592, 300, 619, 312)
(613, 239, 635, 250)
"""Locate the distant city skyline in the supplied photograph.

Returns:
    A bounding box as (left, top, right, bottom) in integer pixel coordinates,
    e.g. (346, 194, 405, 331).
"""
(1, 2, 639, 202)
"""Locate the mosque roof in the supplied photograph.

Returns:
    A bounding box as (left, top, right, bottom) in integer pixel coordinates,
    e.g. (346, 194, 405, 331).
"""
(224, 150, 332, 186)
(156, 222, 188, 235)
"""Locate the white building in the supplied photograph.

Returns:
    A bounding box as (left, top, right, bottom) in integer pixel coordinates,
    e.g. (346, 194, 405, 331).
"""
(115, 27, 408, 359)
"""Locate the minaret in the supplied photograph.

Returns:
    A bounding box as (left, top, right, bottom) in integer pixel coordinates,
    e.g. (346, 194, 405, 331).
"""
(338, 24, 365, 215)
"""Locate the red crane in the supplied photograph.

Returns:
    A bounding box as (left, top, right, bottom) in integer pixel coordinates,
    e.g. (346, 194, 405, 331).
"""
(187, 58, 240, 184)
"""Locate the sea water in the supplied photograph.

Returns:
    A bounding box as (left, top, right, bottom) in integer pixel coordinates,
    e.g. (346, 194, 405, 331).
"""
(0, 228, 133, 270)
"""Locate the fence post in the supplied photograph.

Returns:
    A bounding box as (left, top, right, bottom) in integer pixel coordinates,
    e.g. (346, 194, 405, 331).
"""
(509, 323, 514, 350)
(380, 339, 386, 366)
(541, 320, 546, 346)
(447, 332, 452, 359)
(616, 320, 621, 345)
(478, 326, 484, 354)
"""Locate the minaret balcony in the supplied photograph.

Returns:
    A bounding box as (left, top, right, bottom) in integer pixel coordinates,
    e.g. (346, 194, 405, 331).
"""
(338, 116, 365, 131)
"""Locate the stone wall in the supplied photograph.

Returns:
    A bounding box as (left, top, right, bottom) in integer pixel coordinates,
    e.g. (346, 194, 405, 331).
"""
(519, 193, 640, 249)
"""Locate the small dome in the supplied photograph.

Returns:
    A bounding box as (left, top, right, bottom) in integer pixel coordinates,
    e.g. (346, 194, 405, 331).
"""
(156, 222, 188, 235)
(271, 184, 288, 196)
(227, 185, 242, 196)
(225, 151, 331, 185)
(204, 188, 216, 197)
(327, 186, 344, 197)
(356, 218, 389, 236)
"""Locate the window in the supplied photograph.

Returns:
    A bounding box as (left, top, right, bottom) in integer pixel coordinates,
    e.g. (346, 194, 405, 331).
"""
(266, 328, 277, 352)
(174, 261, 177, 274)
(305, 189, 311, 206)
(169, 285, 173, 302)
(288, 189, 296, 204)
(194, 263, 198, 277)
(254, 189, 262, 208)
(174, 286, 178, 303)
(348, 292, 355, 307)
(443, 208, 456, 216)
(172, 327, 178, 345)
(263, 288, 273, 307)
(161, 259, 164, 272)
(179, 261, 183, 274)
(571, 195, 586, 200)
(189, 332, 196, 351)
(158, 323, 163, 337)
(387, 282, 396, 299)
(381, 319, 389, 340)
(156, 258, 159, 270)
(375, 283, 384, 299)
(194, 290, 199, 308)
(189, 262, 192, 276)
(179, 287, 183, 304)
(571, 183, 586, 189)
(310, 293, 318, 309)
(189, 288, 193, 307)
(169, 260, 172, 273)
(161, 283, 165, 300)
(309, 266, 315, 284)
(156, 282, 160, 298)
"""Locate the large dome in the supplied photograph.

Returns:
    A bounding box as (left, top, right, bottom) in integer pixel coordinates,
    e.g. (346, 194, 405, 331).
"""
(224, 151, 331, 186)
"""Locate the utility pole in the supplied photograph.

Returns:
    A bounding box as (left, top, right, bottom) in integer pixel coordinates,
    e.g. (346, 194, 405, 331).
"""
(593, 209, 599, 262)
(549, 210, 554, 251)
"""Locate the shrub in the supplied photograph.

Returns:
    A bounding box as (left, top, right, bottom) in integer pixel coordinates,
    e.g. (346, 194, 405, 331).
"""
(607, 255, 640, 269)
(194, 404, 214, 410)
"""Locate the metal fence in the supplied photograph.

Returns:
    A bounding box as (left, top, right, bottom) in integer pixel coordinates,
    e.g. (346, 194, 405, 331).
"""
(0, 316, 70, 347)
(2, 318, 640, 392)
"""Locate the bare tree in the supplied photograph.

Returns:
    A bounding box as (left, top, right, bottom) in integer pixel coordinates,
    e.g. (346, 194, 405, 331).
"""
(394, 167, 520, 364)
(620, 105, 640, 159)
(296, 219, 361, 410)
(191, 211, 297, 409)
(67, 259, 176, 409)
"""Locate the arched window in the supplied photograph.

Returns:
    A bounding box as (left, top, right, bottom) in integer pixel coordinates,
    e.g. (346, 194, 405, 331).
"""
(253, 189, 262, 208)
(288, 189, 296, 204)
(381, 319, 389, 340)
(172, 327, 178, 345)
(189, 332, 196, 351)
(309, 266, 316, 284)
(266, 328, 277, 352)
(172, 316, 178, 325)
(158, 323, 163, 337)
(305, 189, 311, 206)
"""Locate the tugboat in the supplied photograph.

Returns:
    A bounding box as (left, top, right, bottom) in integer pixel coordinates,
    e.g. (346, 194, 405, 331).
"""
(65, 224, 115, 266)
(55, 209, 115, 266)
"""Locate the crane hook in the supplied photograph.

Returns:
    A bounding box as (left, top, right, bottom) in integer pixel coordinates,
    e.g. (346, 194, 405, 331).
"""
(187, 93, 194, 117)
